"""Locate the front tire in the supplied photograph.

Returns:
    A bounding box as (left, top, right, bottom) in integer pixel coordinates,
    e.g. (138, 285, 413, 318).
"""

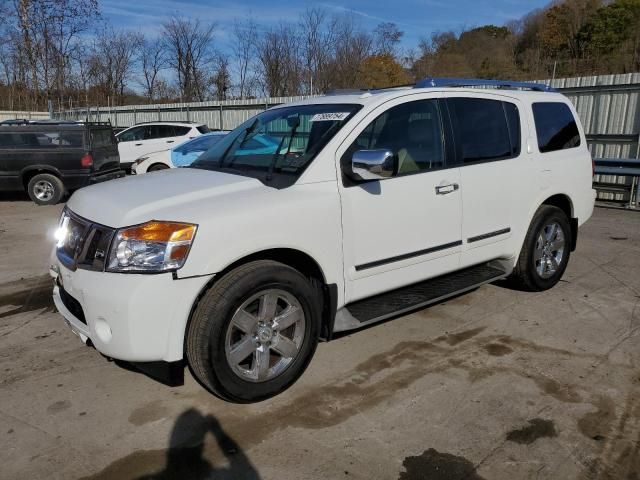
(27, 173, 64, 205)
(186, 260, 321, 403)
(509, 205, 572, 291)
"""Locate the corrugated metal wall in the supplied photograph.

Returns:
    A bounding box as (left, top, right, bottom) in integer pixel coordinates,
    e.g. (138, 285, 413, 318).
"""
(548, 73, 640, 160)
(0, 111, 49, 121)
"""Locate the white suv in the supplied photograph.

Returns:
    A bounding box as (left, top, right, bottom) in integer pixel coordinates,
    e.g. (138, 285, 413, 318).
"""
(115, 121, 209, 170)
(51, 79, 596, 402)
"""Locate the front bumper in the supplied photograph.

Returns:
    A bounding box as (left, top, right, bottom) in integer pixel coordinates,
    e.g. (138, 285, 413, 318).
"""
(50, 252, 213, 362)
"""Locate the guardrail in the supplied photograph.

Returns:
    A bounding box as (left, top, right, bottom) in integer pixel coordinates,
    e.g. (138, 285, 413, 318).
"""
(593, 158, 640, 209)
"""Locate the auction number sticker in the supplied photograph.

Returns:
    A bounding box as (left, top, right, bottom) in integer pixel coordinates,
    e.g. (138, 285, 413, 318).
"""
(311, 112, 350, 122)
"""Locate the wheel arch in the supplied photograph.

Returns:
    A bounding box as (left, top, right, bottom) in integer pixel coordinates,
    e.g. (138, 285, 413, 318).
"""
(539, 193, 577, 251)
(182, 248, 337, 360)
(20, 166, 62, 190)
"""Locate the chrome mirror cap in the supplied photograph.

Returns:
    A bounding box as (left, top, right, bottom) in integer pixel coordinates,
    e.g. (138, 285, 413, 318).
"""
(351, 149, 397, 181)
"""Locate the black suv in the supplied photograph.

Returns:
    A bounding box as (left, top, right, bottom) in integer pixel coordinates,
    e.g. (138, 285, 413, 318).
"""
(0, 121, 124, 205)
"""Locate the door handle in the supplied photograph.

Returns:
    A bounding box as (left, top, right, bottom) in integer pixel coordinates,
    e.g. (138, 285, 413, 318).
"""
(435, 183, 459, 195)
(134, 143, 143, 146)
(166, 140, 175, 143)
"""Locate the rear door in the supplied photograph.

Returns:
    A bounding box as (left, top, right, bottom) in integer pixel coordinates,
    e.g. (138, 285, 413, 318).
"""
(445, 94, 529, 268)
(88, 127, 120, 172)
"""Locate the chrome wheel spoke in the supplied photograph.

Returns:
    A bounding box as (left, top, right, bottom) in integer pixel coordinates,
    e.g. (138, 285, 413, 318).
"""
(233, 309, 258, 333)
(534, 246, 544, 261)
(272, 335, 298, 358)
(274, 306, 301, 331)
(228, 336, 256, 366)
(255, 345, 271, 381)
(549, 255, 560, 270)
(546, 223, 557, 241)
(550, 239, 564, 252)
(258, 293, 278, 322)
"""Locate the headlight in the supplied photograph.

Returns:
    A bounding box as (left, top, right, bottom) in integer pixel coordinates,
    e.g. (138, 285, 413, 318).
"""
(107, 221, 197, 272)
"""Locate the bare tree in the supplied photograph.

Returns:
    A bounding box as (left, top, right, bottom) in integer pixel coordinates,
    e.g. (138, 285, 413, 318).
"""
(257, 23, 302, 97)
(231, 18, 258, 99)
(139, 36, 167, 103)
(88, 27, 143, 105)
(374, 22, 404, 56)
(299, 8, 338, 94)
(211, 54, 231, 100)
(162, 17, 215, 102)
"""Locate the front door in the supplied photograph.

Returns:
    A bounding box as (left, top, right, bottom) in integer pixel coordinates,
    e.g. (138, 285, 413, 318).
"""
(337, 96, 463, 303)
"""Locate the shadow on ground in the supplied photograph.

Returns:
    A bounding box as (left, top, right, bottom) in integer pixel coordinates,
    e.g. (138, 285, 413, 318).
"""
(81, 409, 261, 480)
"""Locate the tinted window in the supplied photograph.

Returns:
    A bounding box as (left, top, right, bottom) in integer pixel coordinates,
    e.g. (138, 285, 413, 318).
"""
(147, 125, 176, 139)
(196, 125, 210, 134)
(118, 126, 144, 142)
(174, 126, 191, 136)
(0, 131, 83, 148)
(448, 98, 517, 163)
(532, 102, 580, 153)
(344, 99, 444, 176)
(174, 134, 226, 154)
(90, 128, 115, 148)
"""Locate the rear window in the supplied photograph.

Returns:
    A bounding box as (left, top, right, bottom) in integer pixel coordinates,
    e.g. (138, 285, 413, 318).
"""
(197, 125, 210, 134)
(532, 102, 580, 153)
(90, 128, 115, 148)
(447, 98, 520, 163)
(174, 126, 191, 136)
(0, 131, 83, 148)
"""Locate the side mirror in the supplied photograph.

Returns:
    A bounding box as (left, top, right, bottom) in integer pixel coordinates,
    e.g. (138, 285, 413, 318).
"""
(351, 149, 397, 181)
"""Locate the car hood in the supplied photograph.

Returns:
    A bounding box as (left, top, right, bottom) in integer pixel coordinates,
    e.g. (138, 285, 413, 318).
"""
(67, 168, 267, 227)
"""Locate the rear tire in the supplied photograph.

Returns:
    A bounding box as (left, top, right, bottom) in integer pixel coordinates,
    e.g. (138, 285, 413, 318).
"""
(148, 163, 169, 172)
(509, 205, 571, 291)
(27, 173, 64, 205)
(186, 260, 321, 403)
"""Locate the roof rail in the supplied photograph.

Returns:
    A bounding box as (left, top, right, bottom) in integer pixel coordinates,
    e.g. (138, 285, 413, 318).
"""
(415, 77, 555, 92)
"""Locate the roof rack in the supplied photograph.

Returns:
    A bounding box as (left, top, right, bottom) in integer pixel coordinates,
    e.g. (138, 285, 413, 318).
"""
(133, 120, 199, 125)
(415, 78, 555, 92)
(0, 119, 112, 126)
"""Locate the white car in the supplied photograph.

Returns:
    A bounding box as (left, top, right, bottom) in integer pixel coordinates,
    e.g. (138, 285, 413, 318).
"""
(115, 121, 209, 170)
(131, 131, 229, 174)
(51, 78, 596, 403)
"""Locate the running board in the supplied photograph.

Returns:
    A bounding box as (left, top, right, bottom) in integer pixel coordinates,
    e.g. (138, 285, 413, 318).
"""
(334, 263, 508, 333)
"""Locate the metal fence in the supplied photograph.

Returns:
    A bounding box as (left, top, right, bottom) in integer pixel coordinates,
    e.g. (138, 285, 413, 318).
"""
(53, 96, 312, 131)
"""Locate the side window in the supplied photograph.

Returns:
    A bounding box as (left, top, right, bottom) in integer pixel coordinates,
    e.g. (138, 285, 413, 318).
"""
(447, 98, 517, 163)
(532, 102, 580, 153)
(344, 99, 445, 176)
(118, 126, 144, 142)
(174, 126, 191, 136)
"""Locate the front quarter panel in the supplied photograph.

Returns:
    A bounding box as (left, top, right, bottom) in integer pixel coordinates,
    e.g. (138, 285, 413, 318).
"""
(179, 181, 344, 302)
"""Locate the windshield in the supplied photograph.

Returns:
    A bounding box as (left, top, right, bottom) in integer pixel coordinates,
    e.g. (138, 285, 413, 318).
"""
(191, 103, 361, 188)
(175, 134, 226, 155)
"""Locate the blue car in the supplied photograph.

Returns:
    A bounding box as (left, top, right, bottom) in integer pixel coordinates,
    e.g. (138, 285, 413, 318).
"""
(132, 131, 229, 174)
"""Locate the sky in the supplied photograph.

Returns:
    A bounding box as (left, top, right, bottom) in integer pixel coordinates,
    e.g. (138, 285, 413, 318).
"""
(101, 0, 552, 53)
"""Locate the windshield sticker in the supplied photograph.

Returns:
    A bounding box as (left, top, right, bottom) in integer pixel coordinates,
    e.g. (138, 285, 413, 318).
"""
(311, 112, 350, 122)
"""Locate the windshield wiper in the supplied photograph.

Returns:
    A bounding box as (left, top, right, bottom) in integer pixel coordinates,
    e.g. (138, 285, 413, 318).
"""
(267, 116, 300, 182)
(221, 119, 259, 167)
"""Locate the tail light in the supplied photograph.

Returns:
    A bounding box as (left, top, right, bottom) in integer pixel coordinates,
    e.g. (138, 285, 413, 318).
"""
(81, 153, 93, 168)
